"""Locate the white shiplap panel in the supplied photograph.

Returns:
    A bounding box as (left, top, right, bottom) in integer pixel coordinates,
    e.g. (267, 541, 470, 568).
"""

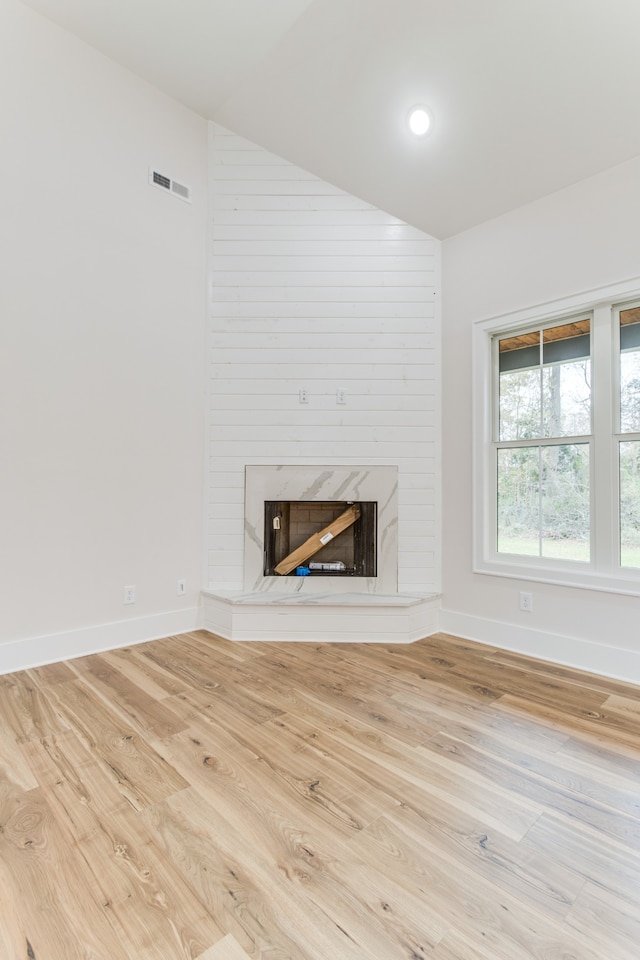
(398, 521, 436, 538)
(213, 179, 347, 196)
(209, 426, 435, 446)
(208, 441, 435, 460)
(216, 150, 295, 166)
(212, 210, 409, 226)
(212, 271, 434, 287)
(210, 378, 434, 396)
(212, 255, 434, 272)
(207, 518, 245, 537)
(208, 549, 244, 568)
(207, 123, 441, 596)
(210, 301, 431, 319)
(212, 285, 433, 302)
(207, 502, 244, 519)
(208, 409, 437, 428)
(212, 194, 377, 211)
(213, 165, 323, 181)
(210, 334, 435, 354)
(208, 455, 436, 472)
(213, 224, 433, 241)
(211, 131, 266, 151)
(210, 363, 436, 381)
(211, 316, 436, 335)
(213, 240, 434, 257)
(210, 347, 433, 365)
(210, 394, 436, 413)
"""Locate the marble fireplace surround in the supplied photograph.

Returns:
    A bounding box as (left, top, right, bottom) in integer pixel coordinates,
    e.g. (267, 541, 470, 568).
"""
(200, 464, 440, 643)
(244, 464, 398, 594)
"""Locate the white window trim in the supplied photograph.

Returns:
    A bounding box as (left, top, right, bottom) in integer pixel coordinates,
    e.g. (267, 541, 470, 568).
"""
(472, 274, 640, 597)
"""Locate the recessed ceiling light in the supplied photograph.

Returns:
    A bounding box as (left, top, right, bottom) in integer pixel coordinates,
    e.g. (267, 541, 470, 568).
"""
(408, 106, 432, 137)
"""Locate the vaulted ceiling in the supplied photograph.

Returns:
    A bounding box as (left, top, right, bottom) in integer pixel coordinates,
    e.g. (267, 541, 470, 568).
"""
(21, 0, 640, 238)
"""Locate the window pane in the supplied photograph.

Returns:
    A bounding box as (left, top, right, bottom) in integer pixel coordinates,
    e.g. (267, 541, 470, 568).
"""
(540, 444, 590, 561)
(497, 447, 540, 555)
(542, 359, 591, 437)
(620, 308, 640, 433)
(498, 319, 590, 442)
(497, 444, 590, 560)
(620, 441, 640, 568)
(499, 368, 541, 441)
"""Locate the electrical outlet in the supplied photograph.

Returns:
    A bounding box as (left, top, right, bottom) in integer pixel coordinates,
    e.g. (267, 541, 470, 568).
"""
(124, 585, 136, 605)
(299, 388, 309, 404)
(177, 578, 186, 596)
(519, 591, 533, 612)
(336, 389, 346, 405)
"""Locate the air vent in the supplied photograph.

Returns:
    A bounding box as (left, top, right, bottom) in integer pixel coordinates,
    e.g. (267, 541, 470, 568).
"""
(171, 180, 190, 200)
(149, 167, 192, 203)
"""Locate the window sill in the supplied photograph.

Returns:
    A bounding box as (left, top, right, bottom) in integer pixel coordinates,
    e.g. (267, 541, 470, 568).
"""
(474, 554, 640, 598)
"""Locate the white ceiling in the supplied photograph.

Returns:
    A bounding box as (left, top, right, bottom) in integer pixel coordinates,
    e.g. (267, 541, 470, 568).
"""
(21, 0, 640, 238)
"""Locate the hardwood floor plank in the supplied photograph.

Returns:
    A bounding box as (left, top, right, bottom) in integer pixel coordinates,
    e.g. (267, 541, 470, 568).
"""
(0, 670, 70, 743)
(302, 716, 543, 841)
(144, 786, 365, 960)
(71, 653, 189, 739)
(0, 726, 39, 793)
(556, 732, 640, 780)
(423, 726, 640, 819)
(566, 880, 640, 956)
(485, 648, 640, 699)
(42, 678, 189, 810)
(142, 791, 311, 960)
(28, 659, 76, 685)
(153, 726, 366, 843)
(520, 811, 640, 903)
(388, 798, 583, 918)
(144, 641, 286, 726)
(183, 630, 269, 663)
(350, 812, 627, 960)
(420, 732, 640, 849)
(0, 778, 131, 960)
(495, 692, 640, 749)
(197, 702, 385, 805)
(107, 644, 190, 697)
(22, 733, 224, 958)
(197, 933, 254, 960)
(388, 686, 573, 755)
(252, 646, 444, 745)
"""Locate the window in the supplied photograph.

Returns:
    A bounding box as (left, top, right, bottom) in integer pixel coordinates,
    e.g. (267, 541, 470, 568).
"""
(473, 280, 640, 595)
(619, 306, 640, 569)
(497, 320, 591, 562)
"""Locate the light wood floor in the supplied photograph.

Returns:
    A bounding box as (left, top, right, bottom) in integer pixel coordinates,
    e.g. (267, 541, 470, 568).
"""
(1, 631, 639, 959)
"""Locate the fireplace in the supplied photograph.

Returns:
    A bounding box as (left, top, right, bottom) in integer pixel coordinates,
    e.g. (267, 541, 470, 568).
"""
(263, 499, 377, 577)
(244, 465, 398, 593)
(202, 462, 440, 643)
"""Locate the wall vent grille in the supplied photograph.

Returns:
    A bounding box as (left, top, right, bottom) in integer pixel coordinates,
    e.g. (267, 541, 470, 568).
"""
(149, 167, 192, 203)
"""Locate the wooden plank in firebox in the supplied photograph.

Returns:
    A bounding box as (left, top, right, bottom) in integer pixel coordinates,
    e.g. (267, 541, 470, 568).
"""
(274, 504, 361, 576)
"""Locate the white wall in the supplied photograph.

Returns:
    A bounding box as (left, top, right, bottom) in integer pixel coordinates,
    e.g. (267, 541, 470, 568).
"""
(0, 1, 208, 670)
(208, 124, 440, 594)
(442, 155, 640, 682)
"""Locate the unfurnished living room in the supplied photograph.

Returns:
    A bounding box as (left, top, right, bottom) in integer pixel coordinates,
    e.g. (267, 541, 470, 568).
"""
(1, 1, 640, 957)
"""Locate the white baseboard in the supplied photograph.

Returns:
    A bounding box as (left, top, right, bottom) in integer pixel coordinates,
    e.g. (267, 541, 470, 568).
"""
(6, 601, 635, 687)
(439, 609, 640, 686)
(0, 607, 202, 676)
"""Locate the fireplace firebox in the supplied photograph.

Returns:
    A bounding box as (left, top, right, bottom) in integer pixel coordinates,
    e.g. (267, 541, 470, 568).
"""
(263, 500, 377, 577)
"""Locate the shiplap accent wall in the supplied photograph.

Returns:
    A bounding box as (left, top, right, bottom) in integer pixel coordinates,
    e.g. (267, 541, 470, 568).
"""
(207, 123, 440, 594)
